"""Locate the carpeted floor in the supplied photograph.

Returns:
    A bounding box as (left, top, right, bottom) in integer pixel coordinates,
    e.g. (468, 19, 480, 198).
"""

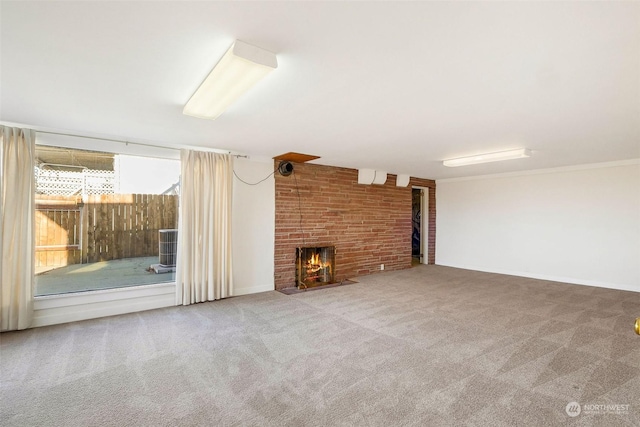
(1, 265, 639, 426)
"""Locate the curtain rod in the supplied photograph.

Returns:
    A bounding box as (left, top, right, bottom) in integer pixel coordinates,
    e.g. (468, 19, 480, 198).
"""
(34, 129, 249, 158)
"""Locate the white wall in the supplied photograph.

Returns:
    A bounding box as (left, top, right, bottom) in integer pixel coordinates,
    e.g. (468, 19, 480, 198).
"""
(436, 160, 640, 292)
(115, 155, 180, 194)
(231, 158, 275, 295)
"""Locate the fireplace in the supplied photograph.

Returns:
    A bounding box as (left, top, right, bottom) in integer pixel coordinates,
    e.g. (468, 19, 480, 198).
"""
(296, 246, 335, 288)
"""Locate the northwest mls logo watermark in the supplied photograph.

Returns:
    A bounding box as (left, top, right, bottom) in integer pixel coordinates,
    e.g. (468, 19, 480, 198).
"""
(566, 402, 581, 417)
(566, 401, 630, 417)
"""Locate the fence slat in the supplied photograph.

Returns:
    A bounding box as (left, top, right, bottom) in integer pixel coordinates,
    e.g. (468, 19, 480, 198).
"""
(113, 200, 121, 260)
(36, 194, 178, 267)
(34, 197, 82, 268)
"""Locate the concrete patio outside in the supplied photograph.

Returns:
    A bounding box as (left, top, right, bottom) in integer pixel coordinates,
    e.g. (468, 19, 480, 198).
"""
(35, 256, 175, 296)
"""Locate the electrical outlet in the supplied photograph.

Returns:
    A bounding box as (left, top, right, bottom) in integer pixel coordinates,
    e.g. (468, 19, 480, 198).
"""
(380, 264, 385, 270)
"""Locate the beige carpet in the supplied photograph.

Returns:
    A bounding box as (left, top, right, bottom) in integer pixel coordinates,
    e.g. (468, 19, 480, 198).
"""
(1, 265, 639, 426)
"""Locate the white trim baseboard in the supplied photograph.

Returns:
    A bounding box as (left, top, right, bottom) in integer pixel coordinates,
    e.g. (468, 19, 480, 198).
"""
(232, 283, 274, 296)
(436, 262, 640, 293)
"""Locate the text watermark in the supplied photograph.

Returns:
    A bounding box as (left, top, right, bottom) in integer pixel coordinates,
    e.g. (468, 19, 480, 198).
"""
(566, 401, 630, 417)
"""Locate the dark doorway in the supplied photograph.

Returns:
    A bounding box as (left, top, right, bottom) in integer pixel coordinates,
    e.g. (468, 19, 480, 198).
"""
(412, 188, 422, 266)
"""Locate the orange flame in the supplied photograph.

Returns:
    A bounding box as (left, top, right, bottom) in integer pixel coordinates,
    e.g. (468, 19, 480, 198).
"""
(306, 252, 329, 273)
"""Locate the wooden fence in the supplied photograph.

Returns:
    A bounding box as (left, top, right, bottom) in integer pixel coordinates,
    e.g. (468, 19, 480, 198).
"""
(35, 197, 82, 267)
(35, 194, 179, 267)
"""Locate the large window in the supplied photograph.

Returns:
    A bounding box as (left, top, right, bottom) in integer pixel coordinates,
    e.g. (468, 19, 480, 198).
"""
(34, 145, 180, 296)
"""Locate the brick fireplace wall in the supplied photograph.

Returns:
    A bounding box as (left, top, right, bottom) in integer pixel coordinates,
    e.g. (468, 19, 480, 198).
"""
(274, 162, 435, 290)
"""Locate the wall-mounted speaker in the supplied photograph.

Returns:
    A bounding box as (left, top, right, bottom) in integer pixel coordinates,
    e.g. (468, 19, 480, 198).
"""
(358, 169, 387, 185)
(278, 161, 294, 176)
(396, 174, 411, 187)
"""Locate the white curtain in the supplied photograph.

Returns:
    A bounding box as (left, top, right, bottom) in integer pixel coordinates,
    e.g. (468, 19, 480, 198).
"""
(176, 150, 233, 305)
(1, 126, 36, 331)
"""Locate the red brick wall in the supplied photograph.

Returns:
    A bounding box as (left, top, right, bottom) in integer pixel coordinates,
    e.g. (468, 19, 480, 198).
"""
(274, 162, 435, 290)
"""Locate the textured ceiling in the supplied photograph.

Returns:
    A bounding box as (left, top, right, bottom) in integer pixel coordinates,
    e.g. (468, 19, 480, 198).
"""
(1, 1, 638, 179)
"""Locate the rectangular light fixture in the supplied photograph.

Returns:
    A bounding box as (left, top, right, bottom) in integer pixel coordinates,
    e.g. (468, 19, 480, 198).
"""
(443, 148, 531, 167)
(183, 40, 278, 120)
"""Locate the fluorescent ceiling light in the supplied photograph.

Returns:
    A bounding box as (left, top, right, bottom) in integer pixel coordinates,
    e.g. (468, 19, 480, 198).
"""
(183, 40, 278, 120)
(443, 148, 531, 167)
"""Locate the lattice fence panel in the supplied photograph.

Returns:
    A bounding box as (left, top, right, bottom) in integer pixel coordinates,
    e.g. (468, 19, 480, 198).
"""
(84, 170, 116, 195)
(35, 167, 116, 196)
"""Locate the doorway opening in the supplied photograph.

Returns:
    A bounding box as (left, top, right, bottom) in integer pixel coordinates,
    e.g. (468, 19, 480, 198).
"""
(412, 187, 428, 266)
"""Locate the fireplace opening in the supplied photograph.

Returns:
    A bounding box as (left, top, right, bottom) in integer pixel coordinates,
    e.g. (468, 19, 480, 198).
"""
(296, 246, 335, 288)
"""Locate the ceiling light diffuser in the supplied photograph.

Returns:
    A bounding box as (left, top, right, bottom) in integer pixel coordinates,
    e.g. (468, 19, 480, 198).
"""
(183, 40, 278, 120)
(443, 148, 531, 167)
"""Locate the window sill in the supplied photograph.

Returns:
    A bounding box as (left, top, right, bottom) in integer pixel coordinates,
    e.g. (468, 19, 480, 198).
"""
(32, 282, 176, 328)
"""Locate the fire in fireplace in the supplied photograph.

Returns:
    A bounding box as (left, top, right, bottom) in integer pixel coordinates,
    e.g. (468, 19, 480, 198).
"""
(296, 246, 335, 288)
